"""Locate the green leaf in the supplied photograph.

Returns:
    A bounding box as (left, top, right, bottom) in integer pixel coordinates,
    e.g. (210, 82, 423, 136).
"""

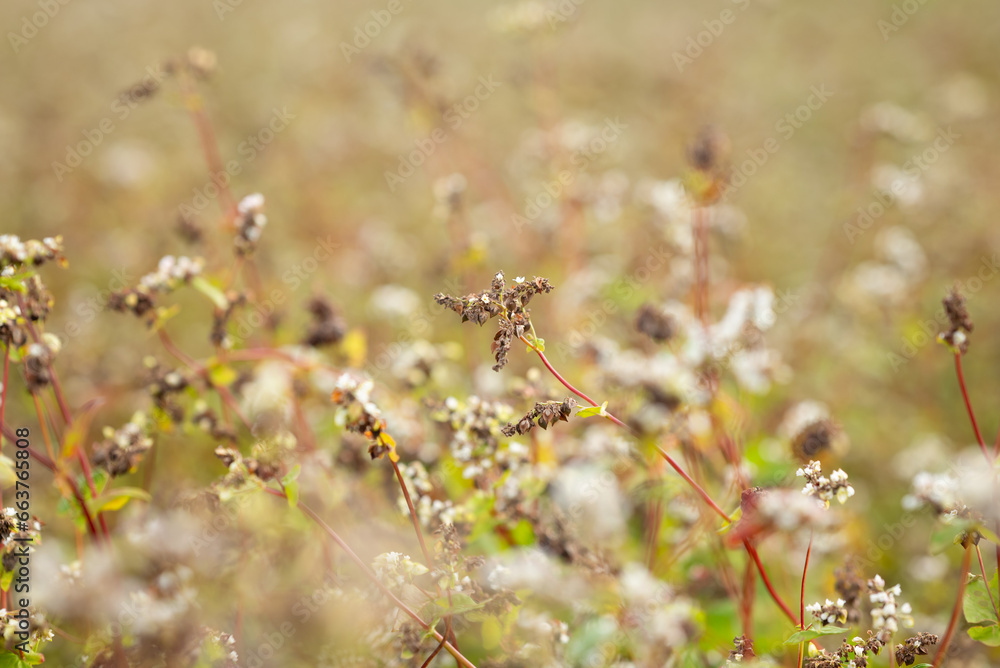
(207, 364, 237, 388)
(191, 276, 229, 310)
(61, 398, 105, 462)
(576, 401, 608, 419)
(481, 616, 503, 650)
(784, 625, 850, 645)
(930, 521, 973, 554)
(434, 592, 485, 616)
(968, 623, 1000, 646)
(0, 456, 16, 489)
(282, 465, 301, 508)
(90, 487, 151, 514)
(0, 272, 31, 294)
(964, 572, 999, 624)
(0, 652, 31, 667)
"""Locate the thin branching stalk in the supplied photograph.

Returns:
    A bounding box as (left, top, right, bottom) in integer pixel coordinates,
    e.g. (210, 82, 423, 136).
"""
(391, 459, 434, 568)
(157, 329, 252, 430)
(519, 333, 801, 627)
(744, 539, 799, 625)
(262, 488, 478, 668)
(800, 533, 813, 628)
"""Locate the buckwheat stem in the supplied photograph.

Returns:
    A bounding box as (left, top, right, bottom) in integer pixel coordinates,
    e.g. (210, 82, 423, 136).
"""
(953, 353, 989, 461)
(263, 489, 478, 668)
(519, 333, 803, 627)
(800, 533, 813, 628)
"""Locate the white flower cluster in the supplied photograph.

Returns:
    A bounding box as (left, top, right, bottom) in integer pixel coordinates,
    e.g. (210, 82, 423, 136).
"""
(756, 488, 831, 532)
(902, 471, 959, 514)
(868, 574, 913, 637)
(102, 412, 153, 452)
(805, 598, 848, 626)
(0, 234, 63, 267)
(235, 193, 268, 254)
(138, 255, 204, 293)
(333, 373, 379, 418)
(797, 460, 855, 507)
(372, 552, 428, 589)
(0, 299, 20, 327)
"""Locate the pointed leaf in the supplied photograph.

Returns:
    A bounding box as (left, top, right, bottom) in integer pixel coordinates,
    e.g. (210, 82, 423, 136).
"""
(784, 625, 849, 645)
(576, 401, 608, 419)
(968, 624, 1000, 646)
(61, 397, 106, 462)
(964, 572, 999, 624)
(90, 487, 151, 514)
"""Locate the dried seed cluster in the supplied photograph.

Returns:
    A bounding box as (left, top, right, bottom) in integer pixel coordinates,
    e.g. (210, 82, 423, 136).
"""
(635, 303, 677, 343)
(331, 373, 396, 461)
(940, 288, 973, 354)
(435, 270, 553, 371)
(302, 295, 346, 348)
(894, 632, 938, 666)
(92, 413, 154, 477)
(234, 193, 267, 256)
(501, 398, 577, 436)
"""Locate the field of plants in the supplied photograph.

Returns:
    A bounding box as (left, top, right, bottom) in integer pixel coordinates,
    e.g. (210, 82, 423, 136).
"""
(2, 0, 1000, 666)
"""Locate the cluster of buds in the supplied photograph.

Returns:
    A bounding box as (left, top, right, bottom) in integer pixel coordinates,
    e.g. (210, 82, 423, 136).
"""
(726, 635, 756, 664)
(331, 373, 397, 461)
(435, 270, 553, 371)
(894, 632, 938, 666)
(213, 445, 281, 487)
(24, 338, 60, 392)
(92, 413, 154, 477)
(634, 303, 677, 343)
(806, 598, 849, 626)
(372, 552, 428, 589)
(1, 506, 42, 575)
(302, 296, 346, 348)
(0, 234, 64, 268)
(939, 288, 973, 354)
(109, 255, 203, 321)
(501, 398, 576, 436)
(234, 193, 267, 256)
(138, 255, 204, 293)
(797, 460, 855, 507)
(805, 632, 884, 668)
(868, 575, 914, 640)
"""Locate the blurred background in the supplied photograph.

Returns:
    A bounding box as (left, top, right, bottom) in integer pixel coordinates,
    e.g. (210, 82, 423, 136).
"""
(4, 0, 1000, 665)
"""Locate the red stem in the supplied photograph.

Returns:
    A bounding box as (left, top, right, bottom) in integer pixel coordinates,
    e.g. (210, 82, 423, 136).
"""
(178, 73, 237, 222)
(0, 345, 8, 507)
(744, 539, 799, 625)
(520, 333, 801, 627)
(800, 533, 813, 627)
(391, 459, 433, 568)
(931, 545, 974, 668)
(953, 353, 989, 460)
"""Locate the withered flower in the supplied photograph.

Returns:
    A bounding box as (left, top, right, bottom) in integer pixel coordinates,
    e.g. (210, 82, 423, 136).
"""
(894, 632, 938, 666)
(940, 288, 973, 354)
(635, 303, 676, 343)
(501, 398, 577, 436)
(302, 296, 346, 348)
(435, 270, 553, 371)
